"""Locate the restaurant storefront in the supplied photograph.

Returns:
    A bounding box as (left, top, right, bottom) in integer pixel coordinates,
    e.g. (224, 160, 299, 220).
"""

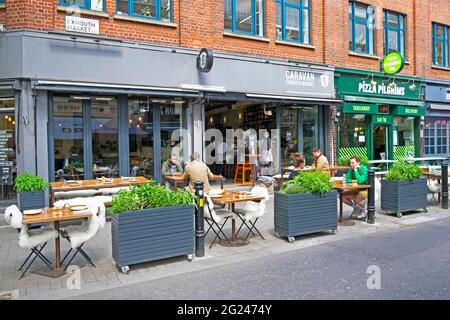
(0, 30, 339, 193)
(424, 79, 450, 159)
(335, 68, 424, 163)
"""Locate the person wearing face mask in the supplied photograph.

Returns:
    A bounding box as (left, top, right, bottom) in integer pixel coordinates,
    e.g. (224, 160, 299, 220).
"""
(342, 156, 369, 219)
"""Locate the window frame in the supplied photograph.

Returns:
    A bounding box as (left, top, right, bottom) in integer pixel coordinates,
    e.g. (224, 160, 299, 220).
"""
(0, 0, 5, 4)
(60, 0, 106, 11)
(432, 22, 449, 67)
(225, 0, 265, 37)
(349, 1, 375, 55)
(384, 10, 406, 57)
(116, 0, 173, 22)
(276, 0, 310, 44)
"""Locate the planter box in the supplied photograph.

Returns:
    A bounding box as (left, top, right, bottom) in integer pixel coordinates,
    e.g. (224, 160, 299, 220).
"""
(111, 205, 195, 273)
(274, 190, 338, 242)
(17, 191, 46, 211)
(381, 178, 427, 216)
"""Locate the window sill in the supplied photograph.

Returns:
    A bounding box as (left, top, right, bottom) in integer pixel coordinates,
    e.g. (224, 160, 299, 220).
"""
(57, 6, 110, 18)
(275, 40, 315, 50)
(223, 31, 270, 43)
(348, 52, 380, 60)
(113, 14, 177, 28)
(431, 65, 450, 72)
(0, 4, 5, 9)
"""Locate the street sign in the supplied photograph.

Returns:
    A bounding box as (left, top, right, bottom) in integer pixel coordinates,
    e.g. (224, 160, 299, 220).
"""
(381, 51, 405, 75)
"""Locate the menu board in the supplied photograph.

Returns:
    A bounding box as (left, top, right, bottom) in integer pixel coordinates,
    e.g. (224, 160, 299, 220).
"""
(0, 130, 13, 167)
(0, 166, 12, 185)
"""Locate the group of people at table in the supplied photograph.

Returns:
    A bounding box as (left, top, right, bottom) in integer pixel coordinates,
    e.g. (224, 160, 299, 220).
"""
(163, 148, 370, 221)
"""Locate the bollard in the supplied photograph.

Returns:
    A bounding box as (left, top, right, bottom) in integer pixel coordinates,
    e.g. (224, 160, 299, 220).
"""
(366, 169, 376, 224)
(194, 181, 205, 258)
(442, 162, 448, 210)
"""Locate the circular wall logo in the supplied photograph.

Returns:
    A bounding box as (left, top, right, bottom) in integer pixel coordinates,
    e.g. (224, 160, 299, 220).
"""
(381, 51, 405, 75)
(197, 48, 214, 73)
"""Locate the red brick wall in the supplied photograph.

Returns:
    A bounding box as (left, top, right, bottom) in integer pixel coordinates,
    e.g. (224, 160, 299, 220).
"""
(0, 0, 449, 81)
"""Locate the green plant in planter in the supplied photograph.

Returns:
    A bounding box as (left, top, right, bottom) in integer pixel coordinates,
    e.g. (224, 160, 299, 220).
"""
(385, 162, 423, 181)
(281, 171, 333, 195)
(14, 172, 49, 193)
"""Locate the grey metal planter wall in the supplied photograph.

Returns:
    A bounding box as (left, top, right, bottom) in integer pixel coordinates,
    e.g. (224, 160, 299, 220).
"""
(381, 178, 427, 217)
(17, 191, 46, 211)
(111, 205, 195, 273)
(274, 190, 338, 242)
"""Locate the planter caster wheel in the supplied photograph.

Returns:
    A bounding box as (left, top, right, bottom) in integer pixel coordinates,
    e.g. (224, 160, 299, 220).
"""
(187, 254, 193, 262)
(287, 237, 295, 243)
(396, 212, 402, 218)
(331, 229, 337, 235)
(120, 266, 130, 274)
(423, 208, 428, 213)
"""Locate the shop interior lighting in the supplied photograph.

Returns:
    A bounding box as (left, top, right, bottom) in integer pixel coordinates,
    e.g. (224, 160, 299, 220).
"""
(95, 97, 113, 101)
(71, 96, 91, 100)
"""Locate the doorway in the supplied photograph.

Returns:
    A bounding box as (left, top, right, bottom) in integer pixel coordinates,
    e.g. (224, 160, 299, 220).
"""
(0, 98, 16, 200)
(373, 125, 389, 160)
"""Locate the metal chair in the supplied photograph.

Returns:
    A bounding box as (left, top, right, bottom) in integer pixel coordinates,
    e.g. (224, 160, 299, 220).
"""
(60, 200, 106, 269)
(203, 195, 236, 248)
(4, 205, 58, 279)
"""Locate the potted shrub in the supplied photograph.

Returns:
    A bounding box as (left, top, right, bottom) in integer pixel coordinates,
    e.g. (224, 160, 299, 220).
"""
(109, 182, 197, 274)
(381, 162, 427, 218)
(15, 172, 49, 211)
(274, 172, 337, 243)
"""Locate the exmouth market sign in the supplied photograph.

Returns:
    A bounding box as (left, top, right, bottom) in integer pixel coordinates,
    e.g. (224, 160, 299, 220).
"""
(65, 16, 99, 35)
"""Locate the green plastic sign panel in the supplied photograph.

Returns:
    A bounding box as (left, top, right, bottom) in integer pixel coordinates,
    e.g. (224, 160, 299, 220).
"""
(372, 115, 393, 125)
(393, 106, 425, 117)
(343, 103, 377, 114)
(381, 51, 405, 75)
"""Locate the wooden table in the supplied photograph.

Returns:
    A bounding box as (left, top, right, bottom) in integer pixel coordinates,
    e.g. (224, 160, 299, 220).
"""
(22, 207, 92, 278)
(334, 184, 371, 226)
(50, 176, 150, 206)
(163, 175, 225, 191)
(210, 191, 265, 247)
(329, 166, 350, 176)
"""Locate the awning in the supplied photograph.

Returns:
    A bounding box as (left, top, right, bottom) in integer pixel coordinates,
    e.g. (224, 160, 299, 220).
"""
(429, 103, 450, 110)
(32, 80, 201, 98)
(344, 95, 424, 107)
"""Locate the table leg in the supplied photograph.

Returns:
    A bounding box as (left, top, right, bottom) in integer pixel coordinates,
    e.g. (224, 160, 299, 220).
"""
(50, 189, 55, 207)
(339, 191, 344, 223)
(54, 221, 61, 269)
(219, 202, 249, 247)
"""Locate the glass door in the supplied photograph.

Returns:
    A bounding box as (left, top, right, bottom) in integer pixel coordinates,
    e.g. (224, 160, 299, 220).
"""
(0, 98, 16, 199)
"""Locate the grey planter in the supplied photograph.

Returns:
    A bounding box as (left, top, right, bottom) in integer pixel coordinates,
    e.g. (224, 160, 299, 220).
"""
(274, 190, 338, 242)
(381, 178, 427, 217)
(111, 205, 195, 273)
(17, 190, 46, 211)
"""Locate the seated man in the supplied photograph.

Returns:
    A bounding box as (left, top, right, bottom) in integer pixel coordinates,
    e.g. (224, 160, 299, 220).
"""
(184, 152, 222, 194)
(162, 154, 184, 189)
(312, 148, 330, 176)
(343, 156, 369, 220)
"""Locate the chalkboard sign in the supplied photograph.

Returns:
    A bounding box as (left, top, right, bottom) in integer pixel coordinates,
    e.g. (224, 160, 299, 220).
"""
(0, 166, 12, 185)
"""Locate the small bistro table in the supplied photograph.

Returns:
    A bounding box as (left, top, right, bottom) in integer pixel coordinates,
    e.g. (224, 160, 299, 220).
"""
(334, 184, 371, 226)
(163, 175, 225, 191)
(22, 207, 92, 278)
(210, 191, 265, 247)
(50, 176, 150, 206)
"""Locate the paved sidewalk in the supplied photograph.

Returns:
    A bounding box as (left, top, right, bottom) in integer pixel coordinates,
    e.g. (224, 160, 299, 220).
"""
(0, 194, 449, 300)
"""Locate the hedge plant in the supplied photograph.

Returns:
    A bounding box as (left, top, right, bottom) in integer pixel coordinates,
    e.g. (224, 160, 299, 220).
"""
(384, 162, 423, 181)
(280, 171, 333, 195)
(14, 172, 49, 193)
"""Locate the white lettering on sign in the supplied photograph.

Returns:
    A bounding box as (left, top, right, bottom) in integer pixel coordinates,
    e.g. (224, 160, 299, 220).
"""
(358, 81, 405, 96)
(286, 70, 316, 87)
(65, 16, 99, 35)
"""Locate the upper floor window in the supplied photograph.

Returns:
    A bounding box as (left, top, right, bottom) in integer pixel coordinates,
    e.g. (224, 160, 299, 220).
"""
(117, 0, 172, 21)
(432, 23, 450, 67)
(60, 0, 105, 11)
(224, 0, 264, 37)
(384, 11, 406, 57)
(348, 2, 374, 55)
(0, 0, 5, 4)
(276, 0, 310, 44)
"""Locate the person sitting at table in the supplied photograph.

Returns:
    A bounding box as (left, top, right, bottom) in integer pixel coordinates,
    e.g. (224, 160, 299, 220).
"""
(184, 152, 221, 194)
(291, 152, 306, 170)
(343, 156, 369, 220)
(162, 154, 184, 189)
(312, 148, 330, 175)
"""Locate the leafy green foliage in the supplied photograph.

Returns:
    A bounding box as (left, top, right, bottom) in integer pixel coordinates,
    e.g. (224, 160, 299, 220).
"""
(14, 172, 49, 193)
(66, 160, 83, 169)
(109, 182, 197, 215)
(280, 171, 333, 195)
(385, 162, 423, 181)
(338, 154, 369, 167)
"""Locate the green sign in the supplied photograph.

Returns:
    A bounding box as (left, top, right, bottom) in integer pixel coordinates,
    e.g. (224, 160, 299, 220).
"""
(393, 106, 425, 117)
(343, 103, 376, 114)
(381, 51, 405, 75)
(372, 115, 393, 125)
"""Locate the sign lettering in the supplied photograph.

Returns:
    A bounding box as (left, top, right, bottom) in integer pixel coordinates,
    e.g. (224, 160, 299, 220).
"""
(65, 16, 99, 35)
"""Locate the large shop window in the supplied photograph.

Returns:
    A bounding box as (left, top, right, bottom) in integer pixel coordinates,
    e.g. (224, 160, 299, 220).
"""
(117, 0, 172, 21)
(432, 23, 450, 67)
(302, 107, 319, 164)
(384, 11, 406, 57)
(393, 117, 414, 147)
(129, 97, 154, 179)
(340, 114, 366, 149)
(424, 118, 450, 157)
(224, 0, 264, 36)
(280, 108, 298, 167)
(348, 2, 375, 55)
(60, 0, 105, 11)
(160, 102, 184, 165)
(276, 0, 310, 44)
